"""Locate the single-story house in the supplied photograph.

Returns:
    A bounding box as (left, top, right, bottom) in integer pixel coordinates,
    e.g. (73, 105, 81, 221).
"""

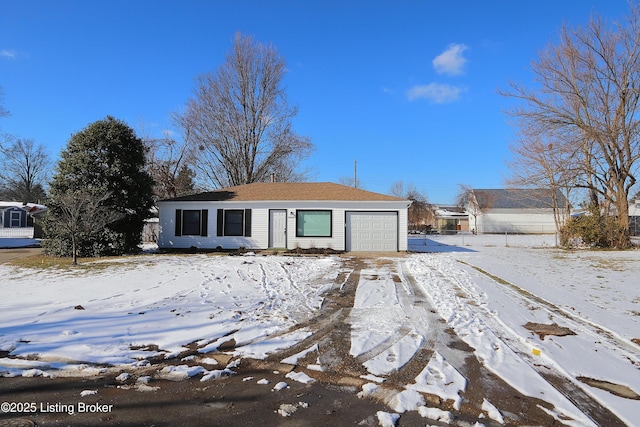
(468, 189, 568, 234)
(0, 202, 48, 238)
(157, 182, 411, 252)
(433, 205, 470, 234)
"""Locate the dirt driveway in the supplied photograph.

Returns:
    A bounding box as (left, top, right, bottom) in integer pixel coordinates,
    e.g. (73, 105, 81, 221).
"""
(0, 255, 629, 426)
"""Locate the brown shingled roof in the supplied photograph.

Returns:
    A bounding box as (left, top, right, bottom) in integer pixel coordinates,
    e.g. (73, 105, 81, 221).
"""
(162, 182, 406, 202)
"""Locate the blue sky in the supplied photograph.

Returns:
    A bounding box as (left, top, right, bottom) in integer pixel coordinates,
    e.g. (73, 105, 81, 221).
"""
(0, 1, 632, 203)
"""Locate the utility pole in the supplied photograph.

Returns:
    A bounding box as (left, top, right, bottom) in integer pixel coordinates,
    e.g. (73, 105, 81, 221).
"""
(353, 160, 357, 188)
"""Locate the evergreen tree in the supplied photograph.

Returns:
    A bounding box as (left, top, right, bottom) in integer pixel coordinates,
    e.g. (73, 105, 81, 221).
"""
(44, 116, 154, 257)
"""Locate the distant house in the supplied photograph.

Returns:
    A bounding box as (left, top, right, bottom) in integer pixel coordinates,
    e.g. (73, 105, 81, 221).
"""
(157, 182, 411, 252)
(468, 189, 568, 234)
(433, 205, 469, 234)
(0, 202, 48, 238)
(629, 199, 640, 236)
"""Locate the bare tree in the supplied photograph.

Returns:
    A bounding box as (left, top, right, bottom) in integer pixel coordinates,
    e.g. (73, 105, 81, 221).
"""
(506, 125, 575, 235)
(456, 185, 479, 233)
(389, 181, 405, 199)
(501, 5, 640, 247)
(143, 129, 196, 200)
(47, 190, 124, 265)
(0, 86, 12, 149)
(177, 32, 313, 189)
(338, 176, 362, 189)
(455, 186, 498, 234)
(0, 138, 50, 202)
(0, 87, 8, 122)
(390, 181, 434, 231)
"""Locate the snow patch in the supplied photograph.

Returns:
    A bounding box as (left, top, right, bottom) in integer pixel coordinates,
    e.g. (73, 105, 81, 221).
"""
(285, 370, 316, 384)
(272, 381, 289, 391)
(376, 411, 400, 427)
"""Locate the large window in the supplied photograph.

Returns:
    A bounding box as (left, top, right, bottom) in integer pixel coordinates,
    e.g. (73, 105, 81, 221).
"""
(217, 209, 252, 237)
(175, 209, 208, 236)
(296, 210, 332, 237)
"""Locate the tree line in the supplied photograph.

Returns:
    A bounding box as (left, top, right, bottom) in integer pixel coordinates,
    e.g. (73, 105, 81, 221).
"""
(0, 33, 314, 263)
(4, 4, 640, 257)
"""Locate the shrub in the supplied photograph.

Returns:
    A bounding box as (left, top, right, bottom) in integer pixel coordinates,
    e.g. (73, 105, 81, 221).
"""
(562, 206, 627, 248)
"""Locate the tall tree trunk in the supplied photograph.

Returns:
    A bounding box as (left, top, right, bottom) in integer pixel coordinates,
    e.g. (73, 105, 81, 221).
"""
(615, 189, 631, 248)
(71, 234, 78, 266)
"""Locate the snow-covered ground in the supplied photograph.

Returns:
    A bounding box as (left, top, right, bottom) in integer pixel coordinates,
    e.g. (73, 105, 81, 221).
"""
(1, 235, 639, 425)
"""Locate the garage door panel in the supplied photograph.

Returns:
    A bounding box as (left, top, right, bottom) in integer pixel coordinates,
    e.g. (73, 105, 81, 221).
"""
(346, 212, 398, 251)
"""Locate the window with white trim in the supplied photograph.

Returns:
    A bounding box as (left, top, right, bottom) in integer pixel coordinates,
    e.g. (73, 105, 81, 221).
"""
(296, 210, 332, 237)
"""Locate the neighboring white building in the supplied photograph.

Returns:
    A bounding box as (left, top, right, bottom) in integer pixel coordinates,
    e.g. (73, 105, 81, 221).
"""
(469, 189, 568, 234)
(157, 182, 410, 252)
(629, 199, 640, 236)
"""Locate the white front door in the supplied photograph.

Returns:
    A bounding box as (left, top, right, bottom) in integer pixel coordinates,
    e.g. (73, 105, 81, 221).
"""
(269, 209, 287, 248)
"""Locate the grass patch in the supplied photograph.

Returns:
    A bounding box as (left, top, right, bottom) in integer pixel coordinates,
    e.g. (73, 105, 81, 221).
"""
(8, 254, 128, 271)
(586, 257, 631, 271)
(458, 260, 511, 285)
(8, 250, 229, 271)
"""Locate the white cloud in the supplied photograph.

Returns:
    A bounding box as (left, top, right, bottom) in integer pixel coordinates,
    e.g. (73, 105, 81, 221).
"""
(407, 83, 465, 104)
(432, 43, 468, 75)
(0, 50, 16, 59)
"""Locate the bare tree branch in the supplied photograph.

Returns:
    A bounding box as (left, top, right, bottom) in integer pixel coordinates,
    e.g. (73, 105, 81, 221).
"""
(50, 190, 125, 265)
(177, 32, 313, 189)
(390, 181, 433, 231)
(501, 4, 640, 247)
(0, 138, 50, 202)
(141, 125, 196, 200)
(0, 86, 12, 150)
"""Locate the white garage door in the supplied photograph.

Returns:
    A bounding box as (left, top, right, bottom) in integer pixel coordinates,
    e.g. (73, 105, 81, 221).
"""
(346, 212, 398, 251)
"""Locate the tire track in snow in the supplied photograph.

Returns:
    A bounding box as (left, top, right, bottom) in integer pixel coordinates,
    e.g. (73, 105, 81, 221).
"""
(236, 256, 587, 426)
(275, 260, 316, 312)
(461, 260, 640, 364)
(263, 259, 364, 376)
(417, 255, 626, 427)
(397, 260, 443, 350)
(353, 260, 442, 369)
(225, 259, 358, 360)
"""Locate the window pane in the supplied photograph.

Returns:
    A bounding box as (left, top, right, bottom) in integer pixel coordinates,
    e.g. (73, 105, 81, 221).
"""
(224, 210, 244, 236)
(10, 211, 21, 227)
(182, 210, 201, 235)
(297, 211, 331, 237)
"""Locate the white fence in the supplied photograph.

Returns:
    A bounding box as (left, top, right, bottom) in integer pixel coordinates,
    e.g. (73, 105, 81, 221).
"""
(0, 227, 35, 238)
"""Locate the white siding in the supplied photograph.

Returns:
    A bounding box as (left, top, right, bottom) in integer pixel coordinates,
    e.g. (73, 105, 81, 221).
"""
(477, 209, 559, 234)
(398, 207, 408, 251)
(158, 200, 409, 251)
(157, 201, 264, 250)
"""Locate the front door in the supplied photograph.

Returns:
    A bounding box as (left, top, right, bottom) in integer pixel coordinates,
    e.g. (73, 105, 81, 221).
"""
(269, 209, 287, 248)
